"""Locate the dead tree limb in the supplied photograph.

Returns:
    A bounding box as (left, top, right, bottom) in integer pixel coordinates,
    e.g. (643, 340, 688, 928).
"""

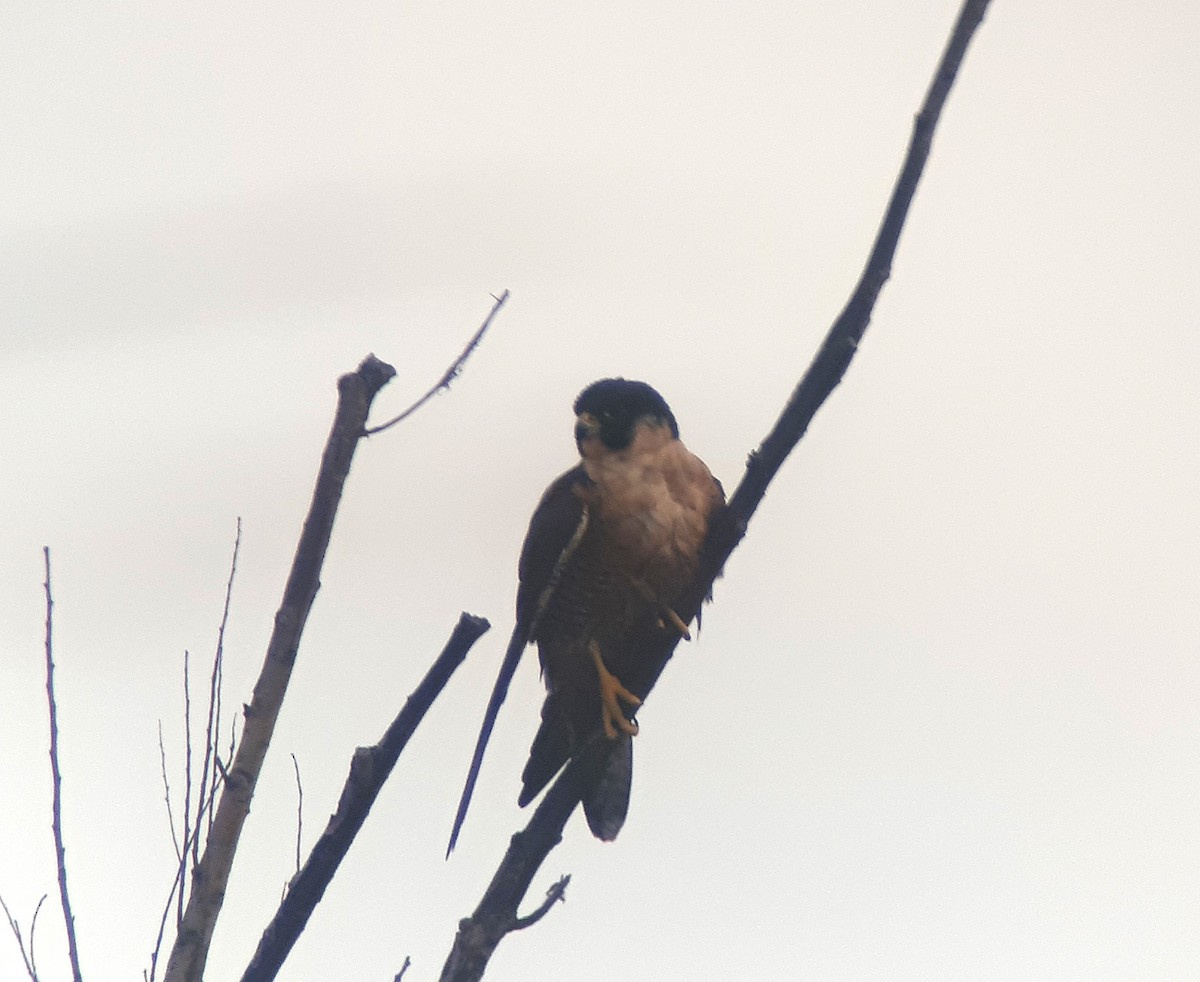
(43, 548, 83, 982)
(438, 1, 993, 978)
(162, 354, 397, 982)
(239, 612, 490, 982)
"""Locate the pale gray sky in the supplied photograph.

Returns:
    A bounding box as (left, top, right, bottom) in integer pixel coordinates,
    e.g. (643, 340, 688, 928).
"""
(3, 2, 1198, 980)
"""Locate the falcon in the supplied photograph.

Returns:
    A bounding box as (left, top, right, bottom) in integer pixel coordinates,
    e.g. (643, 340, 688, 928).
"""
(447, 378, 723, 855)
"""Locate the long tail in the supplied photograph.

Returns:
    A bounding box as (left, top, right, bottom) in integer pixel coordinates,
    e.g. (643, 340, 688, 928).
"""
(445, 624, 527, 858)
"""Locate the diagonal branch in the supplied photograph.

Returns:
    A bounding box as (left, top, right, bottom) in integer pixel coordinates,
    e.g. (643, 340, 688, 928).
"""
(240, 612, 490, 982)
(162, 354, 397, 982)
(438, 1, 993, 978)
(727, 0, 990, 523)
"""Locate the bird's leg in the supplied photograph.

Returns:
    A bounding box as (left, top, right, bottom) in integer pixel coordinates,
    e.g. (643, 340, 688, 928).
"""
(589, 641, 641, 739)
(660, 605, 692, 641)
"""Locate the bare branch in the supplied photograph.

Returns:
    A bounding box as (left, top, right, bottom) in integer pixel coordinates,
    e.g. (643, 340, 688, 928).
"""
(728, 0, 991, 523)
(394, 955, 412, 982)
(147, 768, 228, 982)
(239, 612, 490, 982)
(180, 649, 192, 929)
(289, 754, 303, 877)
(364, 290, 509, 436)
(510, 875, 570, 931)
(200, 518, 241, 849)
(439, 2, 993, 978)
(163, 354, 397, 982)
(158, 721, 183, 863)
(43, 547, 83, 982)
(27, 893, 45, 974)
(28, 894, 45, 982)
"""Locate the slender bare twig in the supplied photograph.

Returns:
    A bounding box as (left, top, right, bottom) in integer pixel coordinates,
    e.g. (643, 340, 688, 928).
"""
(209, 656, 222, 844)
(27, 894, 44, 982)
(158, 721, 183, 862)
(289, 754, 303, 877)
(147, 768, 228, 982)
(42, 547, 83, 982)
(200, 518, 241, 848)
(180, 649, 192, 928)
(0, 892, 46, 982)
(439, 2, 993, 978)
(239, 613, 490, 982)
(163, 355, 397, 982)
(394, 955, 412, 982)
(510, 875, 570, 931)
(364, 290, 509, 436)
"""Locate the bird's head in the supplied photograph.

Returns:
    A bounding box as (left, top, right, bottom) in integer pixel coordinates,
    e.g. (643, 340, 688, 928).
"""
(573, 378, 679, 453)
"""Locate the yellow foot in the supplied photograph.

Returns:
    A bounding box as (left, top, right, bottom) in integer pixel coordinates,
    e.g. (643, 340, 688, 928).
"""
(589, 642, 642, 739)
(660, 606, 692, 641)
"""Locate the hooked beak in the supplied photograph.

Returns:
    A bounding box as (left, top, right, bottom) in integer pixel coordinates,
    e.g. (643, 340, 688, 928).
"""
(574, 411, 600, 445)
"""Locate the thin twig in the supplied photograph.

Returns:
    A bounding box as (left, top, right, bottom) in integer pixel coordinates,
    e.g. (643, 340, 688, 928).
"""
(147, 769, 227, 982)
(364, 290, 509, 436)
(43, 547, 83, 982)
(511, 875, 570, 931)
(209, 652, 222, 844)
(27, 895, 45, 982)
(394, 955, 411, 982)
(200, 518, 241, 848)
(180, 649, 192, 929)
(290, 754, 303, 876)
(223, 719, 238, 786)
(158, 721, 183, 862)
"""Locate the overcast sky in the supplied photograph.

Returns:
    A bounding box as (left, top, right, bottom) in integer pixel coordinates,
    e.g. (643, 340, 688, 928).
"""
(3, 1, 1198, 980)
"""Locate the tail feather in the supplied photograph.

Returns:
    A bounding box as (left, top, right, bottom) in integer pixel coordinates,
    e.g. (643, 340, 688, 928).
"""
(520, 706, 634, 842)
(518, 695, 573, 806)
(581, 735, 632, 841)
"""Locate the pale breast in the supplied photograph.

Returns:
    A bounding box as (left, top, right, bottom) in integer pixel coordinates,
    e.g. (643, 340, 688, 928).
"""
(584, 424, 720, 599)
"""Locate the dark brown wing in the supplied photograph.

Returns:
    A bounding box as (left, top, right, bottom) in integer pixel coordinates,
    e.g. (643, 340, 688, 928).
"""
(445, 465, 590, 857)
(516, 465, 591, 639)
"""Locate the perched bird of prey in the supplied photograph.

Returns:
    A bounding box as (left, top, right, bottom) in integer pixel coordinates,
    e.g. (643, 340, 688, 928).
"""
(447, 378, 723, 855)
